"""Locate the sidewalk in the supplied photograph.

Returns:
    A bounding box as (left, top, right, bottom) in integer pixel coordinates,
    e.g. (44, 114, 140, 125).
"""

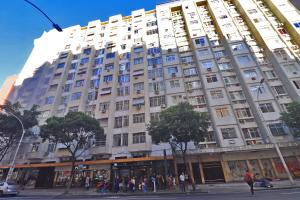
(19, 179, 300, 197)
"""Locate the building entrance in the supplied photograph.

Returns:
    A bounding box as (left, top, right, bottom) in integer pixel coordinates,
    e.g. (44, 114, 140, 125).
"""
(202, 162, 225, 183)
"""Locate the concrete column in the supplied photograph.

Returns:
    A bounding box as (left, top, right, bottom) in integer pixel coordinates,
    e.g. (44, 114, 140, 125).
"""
(220, 161, 230, 183)
(270, 158, 280, 178)
(199, 162, 205, 184)
(188, 161, 195, 184)
(257, 159, 265, 178)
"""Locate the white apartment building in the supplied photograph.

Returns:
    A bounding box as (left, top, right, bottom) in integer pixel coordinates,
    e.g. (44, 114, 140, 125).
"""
(1, 0, 300, 187)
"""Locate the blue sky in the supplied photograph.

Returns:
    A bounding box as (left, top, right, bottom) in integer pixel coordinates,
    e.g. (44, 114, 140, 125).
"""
(1, 0, 299, 88)
(0, 0, 163, 87)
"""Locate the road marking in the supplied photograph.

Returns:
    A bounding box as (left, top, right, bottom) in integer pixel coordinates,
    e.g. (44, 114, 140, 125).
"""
(281, 191, 300, 195)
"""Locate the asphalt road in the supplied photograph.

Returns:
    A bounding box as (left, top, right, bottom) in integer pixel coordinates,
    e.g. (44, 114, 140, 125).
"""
(0, 188, 300, 200)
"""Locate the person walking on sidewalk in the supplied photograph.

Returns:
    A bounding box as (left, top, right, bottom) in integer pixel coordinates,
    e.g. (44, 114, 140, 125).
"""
(179, 172, 185, 192)
(244, 170, 254, 195)
(85, 176, 90, 190)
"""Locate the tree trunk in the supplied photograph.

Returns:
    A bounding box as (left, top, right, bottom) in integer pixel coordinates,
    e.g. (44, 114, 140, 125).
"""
(182, 151, 195, 191)
(65, 157, 76, 194)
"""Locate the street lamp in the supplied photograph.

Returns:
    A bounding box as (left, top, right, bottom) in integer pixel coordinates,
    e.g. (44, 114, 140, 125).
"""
(0, 110, 26, 182)
(23, 0, 63, 32)
(256, 78, 294, 184)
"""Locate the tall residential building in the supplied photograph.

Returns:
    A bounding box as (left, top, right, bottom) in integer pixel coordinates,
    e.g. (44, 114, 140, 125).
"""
(0, 75, 17, 105)
(1, 0, 300, 188)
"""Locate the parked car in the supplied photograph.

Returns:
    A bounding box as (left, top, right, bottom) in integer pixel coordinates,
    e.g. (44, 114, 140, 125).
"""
(0, 181, 19, 196)
(254, 178, 273, 188)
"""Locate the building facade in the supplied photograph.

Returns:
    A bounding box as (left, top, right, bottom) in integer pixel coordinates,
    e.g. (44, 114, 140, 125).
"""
(1, 0, 300, 187)
(0, 75, 17, 106)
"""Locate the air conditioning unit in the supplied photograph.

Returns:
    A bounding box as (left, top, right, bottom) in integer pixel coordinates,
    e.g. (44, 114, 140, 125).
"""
(101, 109, 106, 113)
(134, 76, 138, 79)
(251, 77, 256, 80)
(154, 90, 159, 95)
(119, 70, 123, 74)
(172, 73, 176, 78)
(161, 104, 166, 109)
(106, 69, 110, 72)
(136, 104, 141, 110)
(207, 67, 212, 72)
(153, 64, 157, 68)
(136, 90, 141, 94)
(293, 71, 298, 74)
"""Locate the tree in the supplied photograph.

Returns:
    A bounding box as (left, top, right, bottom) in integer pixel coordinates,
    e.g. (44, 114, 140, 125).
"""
(147, 102, 209, 191)
(0, 101, 40, 162)
(280, 102, 300, 137)
(40, 111, 104, 192)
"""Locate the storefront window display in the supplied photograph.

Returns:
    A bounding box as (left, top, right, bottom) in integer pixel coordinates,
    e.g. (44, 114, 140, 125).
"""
(227, 160, 248, 181)
(249, 159, 262, 178)
(261, 159, 275, 178)
(273, 156, 300, 176)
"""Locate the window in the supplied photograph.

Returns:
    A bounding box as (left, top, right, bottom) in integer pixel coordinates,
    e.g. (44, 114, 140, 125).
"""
(167, 66, 178, 75)
(71, 92, 82, 101)
(147, 57, 162, 66)
(116, 100, 130, 111)
(264, 70, 277, 79)
(132, 97, 145, 106)
(272, 85, 286, 95)
(195, 37, 206, 46)
(235, 108, 252, 118)
(67, 73, 75, 81)
(146, 29, 158, 35)
(284, 63, 299, 73)
(201, 61, 213, 70)
(150, 112, 160, 121)
(133, 113, 145, 123)
(210, 90, 223, 99)
(189, 95, 206, 105)
(221, 128, 237, 139)
(244, 69, 257, 78)
(118, 74, 130, 83)
(114, 116, 129, 128)
(216, 107, 230, 118)
(134, 47, 144, 53)
(92, 68, 101, 76)
(105, 63, 114, 71)
(148, 68, 163, 79)
(117, 86, 130, 96)
(99, 102, 110, 111)
(293, 22, 300, 28)
(229, 91, 245, 100)
(218, 62, 232, 71)
(293, 80, 300, 89)
(64, 84, 72, 92)
(133, 82, 144, 92)
(250, 85, 265, 94)
(90, 79, 100, 89)
(170, 80, 180, 88)
(94, 58, 103, 65)
(45, 96, 54, 105)
(80, 57, 89, 65)
(147, 47, 161, 55)
(70, 63, 77, 70)
(242, 128, 260, 139)
(214, 51, 225, 59)
(31, 142, 40, 152)
(166, 55, 176, 63)
(134, 57, 144, 65)
(232, 43, 245, 51)
(87, 91, 98, 101)
(237, 55, 251, 65)
(149, 81, 165, 92)
(185, 81, 201, 90)
(57, 62, 65, 69)
(106, 52, 115, 59)
(269, 123, 288, 136)
(103, 75, 113, 83)
(198, 49, 210, 57)
(75, 80, 84, 87)
(206, 75, 218, 83)
(150, 96, 166, 107)
(119, 62, 130, 71)
(219, 15, 228, 19)
(259, 103, 275, 113)
(47, 143, 56, 153)
(181, 56, 194, 64)
(248, 9, 257, 14)
(133, 132, 146, 144)
(183, 67, 198, 77)
(113, 134, 122, 146)
(83, 48, 92, 55)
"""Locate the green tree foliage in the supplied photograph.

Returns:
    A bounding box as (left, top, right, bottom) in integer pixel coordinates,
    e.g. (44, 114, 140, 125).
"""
(280, 102, 300, 137)
(147, 102, 209, 190)
(0, 101, 40, 161)
(40, 111, 104, 191)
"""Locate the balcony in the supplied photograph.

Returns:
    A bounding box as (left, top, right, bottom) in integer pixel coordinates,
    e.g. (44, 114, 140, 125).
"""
(90, 145, 108, 155)
(26, 151, 44, 160)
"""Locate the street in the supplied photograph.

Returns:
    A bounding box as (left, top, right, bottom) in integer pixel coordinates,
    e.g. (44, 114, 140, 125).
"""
(1, 188, 300, 200)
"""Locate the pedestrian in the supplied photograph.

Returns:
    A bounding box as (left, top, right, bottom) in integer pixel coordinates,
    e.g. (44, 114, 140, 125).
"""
(244, 170, 254, 195)
(114, 177, 119, 193)
(179, 172, 185, 192)
(143, 176, 148, 192)
(124, 176, 129, 192)
(85, 176, 90, 190)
